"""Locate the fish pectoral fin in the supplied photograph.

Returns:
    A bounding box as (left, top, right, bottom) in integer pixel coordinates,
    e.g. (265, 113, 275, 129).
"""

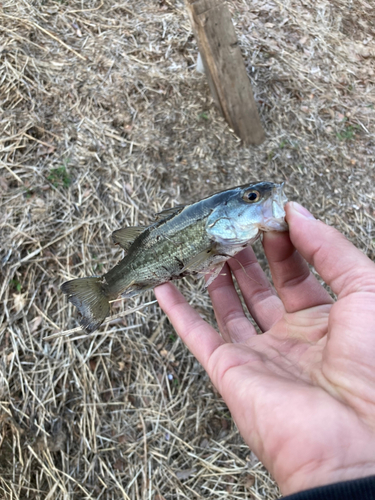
(182, 247, 215, 273)
(112, 226, 146, 250)
(154, 205, 185, 220)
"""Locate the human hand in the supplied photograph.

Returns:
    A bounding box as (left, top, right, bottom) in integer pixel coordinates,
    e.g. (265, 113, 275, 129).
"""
(154, 202, 375, 495)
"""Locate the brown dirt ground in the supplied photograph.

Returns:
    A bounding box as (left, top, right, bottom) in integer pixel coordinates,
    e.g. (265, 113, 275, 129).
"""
(1, 0, 374, 498)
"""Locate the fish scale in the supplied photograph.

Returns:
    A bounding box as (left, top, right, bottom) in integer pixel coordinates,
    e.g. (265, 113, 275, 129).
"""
(106, 217, 210, 297)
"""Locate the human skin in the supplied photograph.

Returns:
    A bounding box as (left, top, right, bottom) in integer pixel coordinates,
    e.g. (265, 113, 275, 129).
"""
(154, 202, 375, 495)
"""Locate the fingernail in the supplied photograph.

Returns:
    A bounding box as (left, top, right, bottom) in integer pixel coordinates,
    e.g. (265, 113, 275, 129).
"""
(289, 201, 316, 220)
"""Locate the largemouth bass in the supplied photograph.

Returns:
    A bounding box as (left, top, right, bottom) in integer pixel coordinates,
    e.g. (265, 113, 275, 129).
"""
(61, 182, 288, 333)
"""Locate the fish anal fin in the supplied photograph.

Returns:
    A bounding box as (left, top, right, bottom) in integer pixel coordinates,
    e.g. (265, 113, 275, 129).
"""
(154, 205, 185, 220)
(120, 282, 153, 298)
(112, 226, 145, 250)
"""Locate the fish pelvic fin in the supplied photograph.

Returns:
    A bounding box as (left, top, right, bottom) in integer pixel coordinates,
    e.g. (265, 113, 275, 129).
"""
(61, 277, 110, 333)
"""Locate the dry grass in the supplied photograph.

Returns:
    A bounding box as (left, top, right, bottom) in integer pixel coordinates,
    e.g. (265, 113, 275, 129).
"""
(0, 0, 374, 498)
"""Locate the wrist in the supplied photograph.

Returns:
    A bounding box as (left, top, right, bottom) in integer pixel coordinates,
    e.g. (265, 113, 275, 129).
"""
(280, 462, 375, 496)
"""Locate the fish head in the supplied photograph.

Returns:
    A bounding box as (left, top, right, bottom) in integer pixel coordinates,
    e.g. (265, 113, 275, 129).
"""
(206, 182, 288, 244)
(253, 182, 289, 232)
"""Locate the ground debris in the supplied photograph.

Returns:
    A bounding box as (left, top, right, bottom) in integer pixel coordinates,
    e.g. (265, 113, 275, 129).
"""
(1, 0, 374, 499)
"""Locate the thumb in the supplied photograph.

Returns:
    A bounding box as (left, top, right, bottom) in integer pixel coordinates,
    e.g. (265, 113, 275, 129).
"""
(286, 202, 375, 298)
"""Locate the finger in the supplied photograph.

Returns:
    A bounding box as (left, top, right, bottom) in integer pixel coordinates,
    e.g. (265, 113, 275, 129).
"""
(154, 282, 224, 370)
(286, 202, 375, 298)
(207, 262, 258, 343)
(227, 248, 285, 331)
(263, 229, 333, 313)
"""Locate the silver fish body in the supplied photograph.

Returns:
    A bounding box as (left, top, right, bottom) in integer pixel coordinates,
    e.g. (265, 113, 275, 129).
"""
(61, 182, 288, 333)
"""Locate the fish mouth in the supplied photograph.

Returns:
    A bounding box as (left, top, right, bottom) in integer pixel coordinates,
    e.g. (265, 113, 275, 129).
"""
(260, 183, 288, 232)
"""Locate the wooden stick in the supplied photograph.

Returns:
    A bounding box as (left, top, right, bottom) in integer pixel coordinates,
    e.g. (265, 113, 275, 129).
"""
(185, 0, 265, 145)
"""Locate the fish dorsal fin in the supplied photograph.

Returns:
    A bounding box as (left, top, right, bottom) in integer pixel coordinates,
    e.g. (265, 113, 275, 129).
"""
(154, 205, 185, 220)
(112, 226, 146, 250)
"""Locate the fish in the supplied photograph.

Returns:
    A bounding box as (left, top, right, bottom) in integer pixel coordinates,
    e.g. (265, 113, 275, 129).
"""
(61, 182, 288, 333)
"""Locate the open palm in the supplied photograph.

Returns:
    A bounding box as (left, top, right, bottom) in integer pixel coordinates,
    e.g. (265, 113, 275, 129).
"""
(155, 202, 375, 495)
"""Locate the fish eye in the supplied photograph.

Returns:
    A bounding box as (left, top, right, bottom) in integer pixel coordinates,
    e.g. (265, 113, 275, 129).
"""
(243, 190, 260, 203)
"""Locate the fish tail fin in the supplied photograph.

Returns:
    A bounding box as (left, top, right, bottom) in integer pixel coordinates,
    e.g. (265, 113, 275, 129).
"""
(61, 277, 110, 333)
